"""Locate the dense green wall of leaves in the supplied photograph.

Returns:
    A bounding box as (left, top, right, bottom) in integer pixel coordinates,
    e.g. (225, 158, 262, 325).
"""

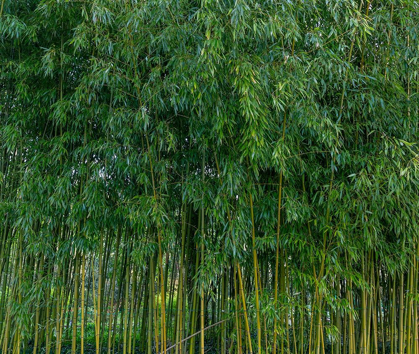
(0, 0, 418, 353)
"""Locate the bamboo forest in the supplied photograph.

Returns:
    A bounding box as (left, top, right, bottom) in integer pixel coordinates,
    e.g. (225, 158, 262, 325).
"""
(0, 0, 419, 353)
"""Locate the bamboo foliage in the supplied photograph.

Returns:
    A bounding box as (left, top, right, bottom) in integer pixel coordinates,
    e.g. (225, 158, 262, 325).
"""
(0, 0, 418, 353)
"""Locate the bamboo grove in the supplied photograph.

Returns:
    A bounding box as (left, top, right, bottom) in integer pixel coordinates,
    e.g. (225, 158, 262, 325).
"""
(1, 0, 419, 353)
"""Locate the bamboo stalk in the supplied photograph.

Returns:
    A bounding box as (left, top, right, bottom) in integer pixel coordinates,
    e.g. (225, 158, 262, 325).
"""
(200, 153, 205, 354)
(249, 192, 261, 354)
(81, 255, 86, 354)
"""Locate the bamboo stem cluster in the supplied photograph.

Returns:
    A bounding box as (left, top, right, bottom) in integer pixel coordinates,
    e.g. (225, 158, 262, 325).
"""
(0, 0, 418, 353)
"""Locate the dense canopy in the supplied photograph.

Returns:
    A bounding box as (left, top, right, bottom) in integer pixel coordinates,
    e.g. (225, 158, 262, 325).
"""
(0, 0, 418, 353)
